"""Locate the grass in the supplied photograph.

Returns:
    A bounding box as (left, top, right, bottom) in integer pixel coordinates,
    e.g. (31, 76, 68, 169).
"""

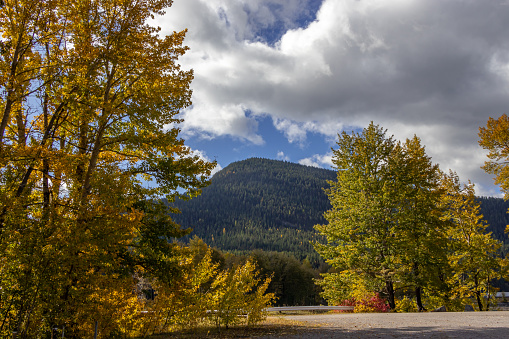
(145, 316, 317, 338)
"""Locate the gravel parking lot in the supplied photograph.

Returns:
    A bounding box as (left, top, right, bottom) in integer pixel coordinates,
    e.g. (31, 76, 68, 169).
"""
(260, 311, 509, 338)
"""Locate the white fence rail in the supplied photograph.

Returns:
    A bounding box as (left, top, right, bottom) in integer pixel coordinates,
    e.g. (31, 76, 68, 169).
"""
(265, 306, 354, 312)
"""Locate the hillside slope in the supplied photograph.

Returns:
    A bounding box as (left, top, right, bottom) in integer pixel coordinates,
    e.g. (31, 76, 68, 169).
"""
(171, 158, 509, 262)
(172, 158, 335, 263)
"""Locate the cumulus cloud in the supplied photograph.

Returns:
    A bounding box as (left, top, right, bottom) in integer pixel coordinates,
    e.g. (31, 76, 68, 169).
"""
(273, 118, 308, 145)
(273, 118, 345, 146)
(298, 153, 333, 168)
(276, 151, 290, 161)
(188, 149, 223, 177)
(156, 0, 509, 195)
(213, 0, 321, 44)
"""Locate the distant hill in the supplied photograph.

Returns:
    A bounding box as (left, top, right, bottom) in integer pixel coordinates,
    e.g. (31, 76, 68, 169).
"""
(478, 196, 509, 250)
(171, 158, 509, 263)
(171, 158, 335, 264)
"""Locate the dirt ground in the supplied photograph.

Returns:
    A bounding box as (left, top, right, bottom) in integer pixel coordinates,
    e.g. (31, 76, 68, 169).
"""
(259, 311, 509, 338)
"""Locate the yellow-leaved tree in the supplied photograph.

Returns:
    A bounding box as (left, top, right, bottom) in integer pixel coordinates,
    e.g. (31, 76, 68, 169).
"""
(316, 122, 507, 312)
(439, 171, 508, 311)
(314, 123, 445, 311)
(140, 238, 275, 336)
(479, 114, 509, 197)
(0, 0, 215, 337)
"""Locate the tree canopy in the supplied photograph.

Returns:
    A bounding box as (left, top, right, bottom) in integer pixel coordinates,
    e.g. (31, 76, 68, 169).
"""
(479, 114, 509, 198)
(0, 0, 216, 336)
(316, 122, 507, 311)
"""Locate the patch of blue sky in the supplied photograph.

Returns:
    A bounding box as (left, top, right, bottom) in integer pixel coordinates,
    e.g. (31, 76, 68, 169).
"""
(184, 113, 334, 173)
(218, 7, 231, 28)
(245, 0, 324, 46)
(295, 0, 323, 27)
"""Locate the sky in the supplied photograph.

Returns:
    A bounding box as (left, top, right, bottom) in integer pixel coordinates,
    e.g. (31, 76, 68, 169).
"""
(153, 0, 509, 197)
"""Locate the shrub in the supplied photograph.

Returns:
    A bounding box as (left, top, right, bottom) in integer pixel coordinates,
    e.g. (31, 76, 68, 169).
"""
(340, 292, 390, 313)
(395, 296, 418, 313)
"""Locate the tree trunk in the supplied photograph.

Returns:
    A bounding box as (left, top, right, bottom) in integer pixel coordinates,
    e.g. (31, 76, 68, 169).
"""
(42, 91, 50, 210)
(15, 108, 25, 146)
(415, 286, 426, 312)
(413, 263, 426, 311)
(474, 275, 483, 311)
(0, 25, 29, 151)
(475, 291, 483, 312)
(385, 280, 396, 310)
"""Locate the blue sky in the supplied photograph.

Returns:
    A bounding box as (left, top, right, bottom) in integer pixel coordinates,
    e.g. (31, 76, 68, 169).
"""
(154, 0, 509, 197)
(185, 113, 337, 170)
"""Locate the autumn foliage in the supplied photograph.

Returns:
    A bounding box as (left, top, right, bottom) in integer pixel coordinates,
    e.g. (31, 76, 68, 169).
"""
(316, 122, 508, 312)
(130, 239, 275, 336)
(0, 0, 275, 337)
(340, 293, 390, 313)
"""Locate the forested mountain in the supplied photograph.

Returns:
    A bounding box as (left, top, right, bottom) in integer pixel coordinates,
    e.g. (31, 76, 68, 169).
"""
(171, 158, 335, 264)
(171, 158, 509, 263)
(478, 196, 509, 251)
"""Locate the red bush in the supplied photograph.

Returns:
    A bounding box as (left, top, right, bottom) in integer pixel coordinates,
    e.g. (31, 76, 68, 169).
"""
(339, 293, 390, 313)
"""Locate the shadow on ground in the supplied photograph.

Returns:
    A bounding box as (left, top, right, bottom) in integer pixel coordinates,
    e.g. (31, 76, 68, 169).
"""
(265, 326, 509, 339)
(146, 322, 310, 338)
(150, 324, 509, 339)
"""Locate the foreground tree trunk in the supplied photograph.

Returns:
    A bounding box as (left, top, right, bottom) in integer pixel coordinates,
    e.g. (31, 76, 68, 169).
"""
(415, 286, 426, 312)
(385, 280, 396, 310)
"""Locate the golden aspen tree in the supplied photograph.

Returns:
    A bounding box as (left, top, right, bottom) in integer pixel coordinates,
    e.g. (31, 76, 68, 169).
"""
(0, 0, 214, 337)
(479, 114, 509, 198)
(440, 171, 508, 311)
(144, 247, 219, 335)
(207, 260, 274, 330)
(142, 239, 274, 335)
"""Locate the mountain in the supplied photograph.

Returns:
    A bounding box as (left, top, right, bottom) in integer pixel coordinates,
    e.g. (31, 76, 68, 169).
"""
(478, 196, 509, 251)
(171, 158, 509, 263)
(171, 158, 335, 264)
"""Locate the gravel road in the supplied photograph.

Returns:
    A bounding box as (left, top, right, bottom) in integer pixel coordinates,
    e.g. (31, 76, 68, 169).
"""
(260, 311, 509, 338)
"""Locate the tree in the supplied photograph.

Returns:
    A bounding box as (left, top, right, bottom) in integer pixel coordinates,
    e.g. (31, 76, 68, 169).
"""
(314, 123, 408, 310)
(143, 239, 275, 335)
(315, 123, 450, 311)
(441, 172, 508, 311)
(249, 250, 320, 306)
(0, 0, 215, 336)
(394, 136, 447, 311)
(317, 121, 508, 313)
(479, 114, 509, 199)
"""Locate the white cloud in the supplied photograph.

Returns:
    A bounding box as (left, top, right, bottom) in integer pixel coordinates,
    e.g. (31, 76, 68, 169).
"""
(211, 164, 223, 176)
(188, 149, 223, 177)
(273, 118, 344, 146)
(298, 153, 333, 168)
(156, 0, 509, 195)
(180, 104, 264, 145)
(273, 118, 308, 145)
(276, 151, 290, 161)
